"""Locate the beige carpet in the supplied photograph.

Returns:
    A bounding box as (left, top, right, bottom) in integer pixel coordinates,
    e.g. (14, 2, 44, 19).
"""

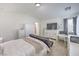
(49, 40, 68, 56)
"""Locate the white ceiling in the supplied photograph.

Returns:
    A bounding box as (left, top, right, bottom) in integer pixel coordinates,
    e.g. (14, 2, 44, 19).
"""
(0, 3, 79, 19)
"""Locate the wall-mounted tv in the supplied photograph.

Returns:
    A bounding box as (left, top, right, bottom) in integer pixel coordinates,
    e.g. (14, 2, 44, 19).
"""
(47, 23, 57, 30)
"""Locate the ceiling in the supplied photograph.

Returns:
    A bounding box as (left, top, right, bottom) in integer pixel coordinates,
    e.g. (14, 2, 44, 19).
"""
(0, 3, 79, 19)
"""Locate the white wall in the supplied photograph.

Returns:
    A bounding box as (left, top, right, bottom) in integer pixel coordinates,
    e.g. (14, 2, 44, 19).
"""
(40, 18, 64, 39)
(40, 15, 79, 37)
(0, 11, 39, 42)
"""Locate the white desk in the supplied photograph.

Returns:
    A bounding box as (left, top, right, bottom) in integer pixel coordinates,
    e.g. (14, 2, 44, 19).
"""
(58, 34, 68, 41)
(58, 34, 68, 48)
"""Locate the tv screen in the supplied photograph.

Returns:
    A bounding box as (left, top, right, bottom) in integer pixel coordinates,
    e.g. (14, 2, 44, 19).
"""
(47, 23, 57, 30)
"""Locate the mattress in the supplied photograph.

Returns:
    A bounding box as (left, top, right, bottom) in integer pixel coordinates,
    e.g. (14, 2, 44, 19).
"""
(1, 39, 35, 56)
(0, 37, 49, 56)
(70, 42, 79, 56)
(25, 37, 50, 56)
(70, 36, 79, 44)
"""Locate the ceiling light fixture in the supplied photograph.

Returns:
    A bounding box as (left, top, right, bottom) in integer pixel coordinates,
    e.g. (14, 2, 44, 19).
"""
(35, 3, 40, 7)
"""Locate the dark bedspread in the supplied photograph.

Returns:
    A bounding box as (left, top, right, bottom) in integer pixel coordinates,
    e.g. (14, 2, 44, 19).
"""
(29, 34, 53, 48)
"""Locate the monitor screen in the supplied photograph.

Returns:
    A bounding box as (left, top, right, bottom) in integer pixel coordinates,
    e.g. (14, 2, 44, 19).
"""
(47, 23, 57, 30)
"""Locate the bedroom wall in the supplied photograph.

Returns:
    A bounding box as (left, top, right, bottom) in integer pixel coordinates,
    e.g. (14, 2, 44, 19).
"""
(0, 11, 40, 42)
(40, 14, 79, 38)
(40, 17, 64, 39)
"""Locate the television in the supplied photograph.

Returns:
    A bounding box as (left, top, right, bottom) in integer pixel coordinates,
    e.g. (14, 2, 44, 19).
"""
(47, 23, 57, 30)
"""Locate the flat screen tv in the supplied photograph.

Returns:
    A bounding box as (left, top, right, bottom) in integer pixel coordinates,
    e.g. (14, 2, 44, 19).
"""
(47, 23, 57, 30)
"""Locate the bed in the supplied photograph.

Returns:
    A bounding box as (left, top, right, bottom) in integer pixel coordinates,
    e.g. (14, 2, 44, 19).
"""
(0, 36, 50, 56)
(70, 42, 79, 56)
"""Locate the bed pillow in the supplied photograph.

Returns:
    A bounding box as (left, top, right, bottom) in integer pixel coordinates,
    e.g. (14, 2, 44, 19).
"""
(29, 34, 53, 48)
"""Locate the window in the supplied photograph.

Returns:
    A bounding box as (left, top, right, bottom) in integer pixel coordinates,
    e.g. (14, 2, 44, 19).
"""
(68, 19, 73, 34)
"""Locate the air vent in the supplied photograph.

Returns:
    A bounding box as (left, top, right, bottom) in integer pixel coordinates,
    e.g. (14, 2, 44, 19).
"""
(65, 6, 71, 11)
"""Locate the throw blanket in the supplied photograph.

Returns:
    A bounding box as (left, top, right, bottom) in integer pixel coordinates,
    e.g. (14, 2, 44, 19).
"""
(29, 34, 53, 48)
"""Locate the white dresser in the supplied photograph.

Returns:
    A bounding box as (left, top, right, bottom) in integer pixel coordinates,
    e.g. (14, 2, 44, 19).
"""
(44, 30, 58, 40)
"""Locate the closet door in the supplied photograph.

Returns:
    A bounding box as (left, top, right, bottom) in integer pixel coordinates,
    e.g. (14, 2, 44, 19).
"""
(35, 22, 40, 35)
(25, 23, 35, 36)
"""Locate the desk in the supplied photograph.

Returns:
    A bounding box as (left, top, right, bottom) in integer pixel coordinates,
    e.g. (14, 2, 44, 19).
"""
(58, 34, 68, 47)
(58, 34, 68, 41)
